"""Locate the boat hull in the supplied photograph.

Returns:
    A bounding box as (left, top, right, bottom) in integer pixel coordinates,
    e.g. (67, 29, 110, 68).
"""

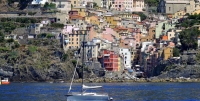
(1, 81, 10, 85)
(67, 95, 109, 101)
(66, 93, 110, 101)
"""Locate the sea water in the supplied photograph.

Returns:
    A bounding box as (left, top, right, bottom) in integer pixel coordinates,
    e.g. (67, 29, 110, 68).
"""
(0, 82, 200, 101)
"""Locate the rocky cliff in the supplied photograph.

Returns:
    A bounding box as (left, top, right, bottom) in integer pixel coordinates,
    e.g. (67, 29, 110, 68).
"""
(0, 39, 80, 82)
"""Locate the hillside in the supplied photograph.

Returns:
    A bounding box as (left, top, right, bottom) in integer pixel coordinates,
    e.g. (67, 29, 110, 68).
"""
(0, 39, 80, 82)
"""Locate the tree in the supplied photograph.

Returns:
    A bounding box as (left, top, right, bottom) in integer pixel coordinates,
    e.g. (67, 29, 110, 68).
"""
(133, 12, 147, 21)
(179, 28, 200, 50)
(93, 2, 98, 8)
(145, 0, 159, 7)
(173, 48, 180, 57)
(0, 32, 4, 42)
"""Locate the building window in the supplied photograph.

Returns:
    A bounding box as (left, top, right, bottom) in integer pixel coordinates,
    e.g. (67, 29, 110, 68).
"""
(77, 38, 78, 41)
(74, 1, 76, 4)
(169, 7, 171, 11)
(77, 42, 78, 44)
(72, 42, 74, 44)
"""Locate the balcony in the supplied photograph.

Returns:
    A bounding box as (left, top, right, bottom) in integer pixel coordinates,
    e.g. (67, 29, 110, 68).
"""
(104, 59, 110, 63)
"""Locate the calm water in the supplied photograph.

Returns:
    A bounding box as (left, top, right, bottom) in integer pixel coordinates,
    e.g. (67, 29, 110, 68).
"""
(0, 82, 200, 101)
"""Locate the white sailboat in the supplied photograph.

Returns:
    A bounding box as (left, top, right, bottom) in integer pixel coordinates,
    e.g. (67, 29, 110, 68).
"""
(66, 35, 113, 101)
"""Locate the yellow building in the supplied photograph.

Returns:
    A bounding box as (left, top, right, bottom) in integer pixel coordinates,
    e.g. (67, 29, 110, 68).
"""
(71, 0, 79, 8)
(89, 16, 100, 26)
(119, 12, 132, 19)
(173, 10, 185, 19)
(104, 15, 118, 26)
(163, 47, 173, 60)
(67, 33, 80, 49)
(72, 6, 86, 17)
(192, 9, 200, 15)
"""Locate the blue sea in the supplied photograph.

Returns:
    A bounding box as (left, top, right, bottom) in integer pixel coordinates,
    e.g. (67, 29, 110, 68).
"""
(0, 82, 200, 101)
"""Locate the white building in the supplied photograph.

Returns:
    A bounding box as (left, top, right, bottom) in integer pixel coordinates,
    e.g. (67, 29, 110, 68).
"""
(31, 0, 48, 5)
(85, 38, 101, 61)
(119, 48, 132, 69)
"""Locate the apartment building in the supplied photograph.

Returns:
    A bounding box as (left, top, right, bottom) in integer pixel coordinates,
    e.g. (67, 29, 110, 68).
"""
(111, 0, 144, 12)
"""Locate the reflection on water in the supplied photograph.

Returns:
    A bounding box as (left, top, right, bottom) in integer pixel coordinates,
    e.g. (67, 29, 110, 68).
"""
(0, 82, 200, 101)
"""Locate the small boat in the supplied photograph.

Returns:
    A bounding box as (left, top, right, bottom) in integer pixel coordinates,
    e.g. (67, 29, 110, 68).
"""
(66, 37, 113, 101)
(1, 78, 10, 85)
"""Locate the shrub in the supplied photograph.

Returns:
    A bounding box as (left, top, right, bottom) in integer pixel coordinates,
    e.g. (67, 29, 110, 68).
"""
(7, 38, 14, 43)
(72, 60, 77, 66)
(28, 45, 37, 54)
(62, 54, 68, 61)
(46, 34, 54, 38)
(51, 23, 64, 28)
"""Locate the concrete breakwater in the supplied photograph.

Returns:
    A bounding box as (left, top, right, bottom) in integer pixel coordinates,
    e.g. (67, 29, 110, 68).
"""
(73, 77, 200, 83)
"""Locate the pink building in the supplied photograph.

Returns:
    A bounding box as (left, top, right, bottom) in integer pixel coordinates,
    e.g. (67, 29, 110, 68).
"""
(132, 28, 141, 46)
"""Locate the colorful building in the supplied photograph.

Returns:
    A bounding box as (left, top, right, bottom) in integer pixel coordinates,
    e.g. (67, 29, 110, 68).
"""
(111, 0, 144, 12)
(100, 50, 119, 71)
(72, 6, 86, 17)
(163, 47, 173, 60)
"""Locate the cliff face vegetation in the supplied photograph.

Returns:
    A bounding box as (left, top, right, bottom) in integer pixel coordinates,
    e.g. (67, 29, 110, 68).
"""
(0, 39, 79, 82)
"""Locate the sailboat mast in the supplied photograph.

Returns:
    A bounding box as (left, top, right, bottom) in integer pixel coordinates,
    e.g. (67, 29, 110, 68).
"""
(81, 33, 86, 93)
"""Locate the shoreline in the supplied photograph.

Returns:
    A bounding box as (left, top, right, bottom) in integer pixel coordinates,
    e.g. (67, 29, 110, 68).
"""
(10, 78, 200, 83)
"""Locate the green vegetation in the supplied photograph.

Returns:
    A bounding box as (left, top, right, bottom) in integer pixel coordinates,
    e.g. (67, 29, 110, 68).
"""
(173, 48, 180, 57)
(179, 28, 200, 50)
(28, 45, 37, 54)
(93, 2, 98, 8)
(50, 23, 64, 28)
(0, 32, 5, 42)
(44, 2, 56, 9)
(145, 0, 159, 7)
(8, 50, 19, 61)
(62, 54, 68, 62)
(0, 47, 10, 52)
(28, 12, 37, 16)
(0, 18, 40, 33)
(46, 33, 55, 38)
(132, 12, 147, 21)
(72, 60, 77, 66)
(196, 51, 200, 64)
(178, 14, 200, 51)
